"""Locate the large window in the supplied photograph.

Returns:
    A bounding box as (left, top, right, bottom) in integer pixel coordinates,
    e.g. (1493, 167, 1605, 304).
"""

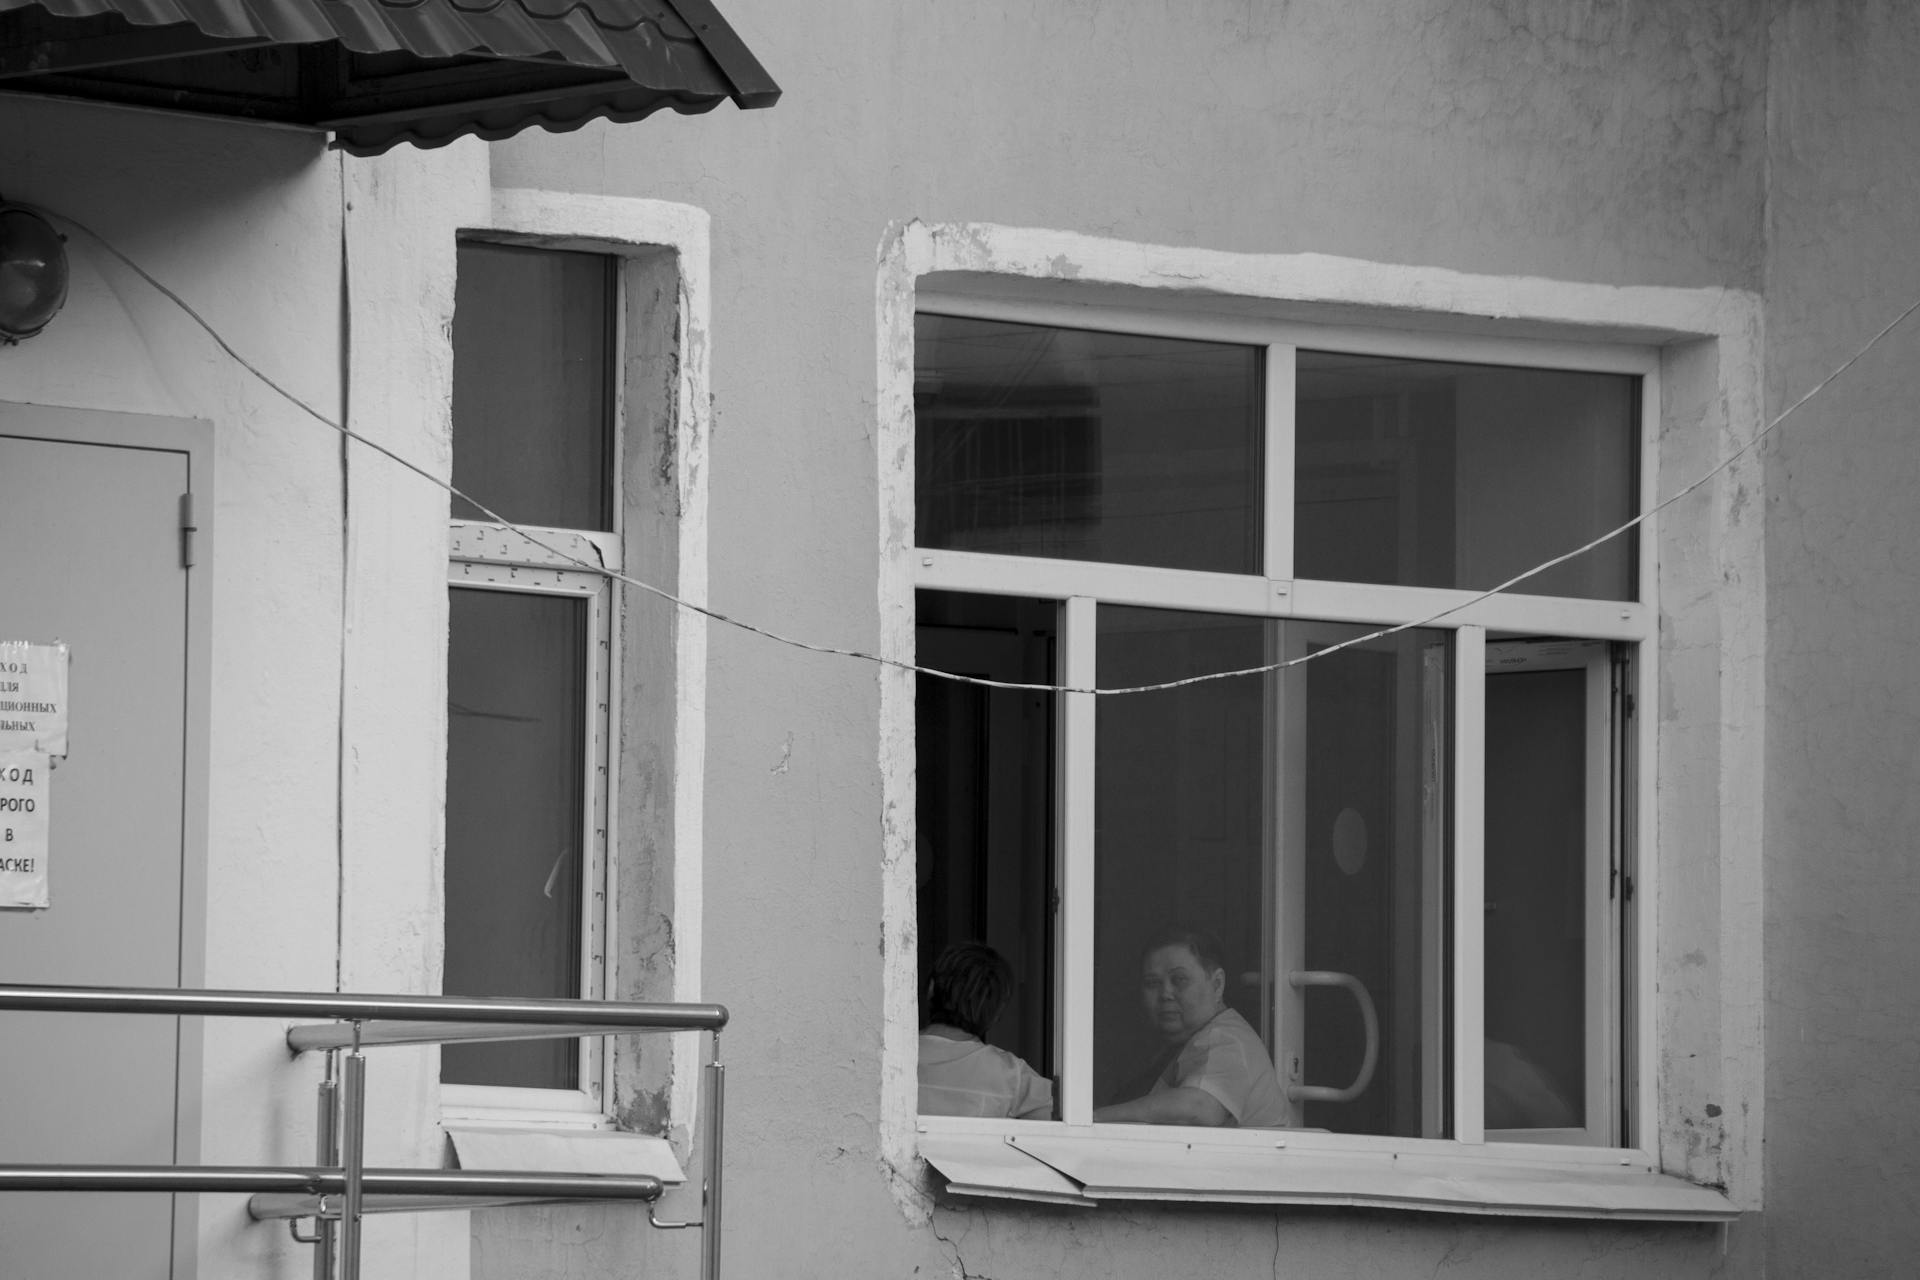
(443, 242, 617, 1107)
(914, 310, 1647, 1146)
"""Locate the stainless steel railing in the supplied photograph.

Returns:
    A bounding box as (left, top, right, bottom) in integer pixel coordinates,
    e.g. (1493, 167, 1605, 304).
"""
(0, 982, 728, 1280)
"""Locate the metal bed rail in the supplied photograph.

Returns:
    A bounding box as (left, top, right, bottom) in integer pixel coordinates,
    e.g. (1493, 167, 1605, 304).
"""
(0, 982, 728, 1280)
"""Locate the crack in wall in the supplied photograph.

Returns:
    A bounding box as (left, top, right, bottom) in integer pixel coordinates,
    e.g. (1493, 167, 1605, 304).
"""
(930, 1210, 995, 1280)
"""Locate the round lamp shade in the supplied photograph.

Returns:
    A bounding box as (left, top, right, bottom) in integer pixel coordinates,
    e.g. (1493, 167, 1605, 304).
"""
(0, 206, 69, 343)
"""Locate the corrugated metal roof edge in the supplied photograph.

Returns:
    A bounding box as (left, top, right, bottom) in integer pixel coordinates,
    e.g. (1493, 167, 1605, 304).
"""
(658, 0, 775, 107)
(0, 0, 777, 107)
(331, 82, 720, 154)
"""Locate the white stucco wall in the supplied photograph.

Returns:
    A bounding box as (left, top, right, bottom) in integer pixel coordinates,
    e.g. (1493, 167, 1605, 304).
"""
(10, 0, 1920, 1275)
(481, 2, 1776, 1277)
(0, 97, 494, 1280)
(0, 98, 352, 1279)
(1763, 2, 1920, 1275)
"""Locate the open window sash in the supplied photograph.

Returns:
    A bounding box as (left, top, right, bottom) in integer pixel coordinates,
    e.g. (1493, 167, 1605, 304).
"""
(1481, 639, 1619, 1147)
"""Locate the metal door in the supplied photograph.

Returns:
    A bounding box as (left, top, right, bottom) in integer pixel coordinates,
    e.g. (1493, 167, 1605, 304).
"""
(0, 410, 201, 1279)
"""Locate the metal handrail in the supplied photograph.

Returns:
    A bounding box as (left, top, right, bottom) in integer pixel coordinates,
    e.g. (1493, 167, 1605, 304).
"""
(291, 1020, 624, 1051)
(0, 1165, 665, 1199)
(0, 982, 729, 1280)
(0, 982, 727, 1031)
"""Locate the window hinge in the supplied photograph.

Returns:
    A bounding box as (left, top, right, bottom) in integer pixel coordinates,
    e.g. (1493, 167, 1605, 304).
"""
(179, 492, 197, 569)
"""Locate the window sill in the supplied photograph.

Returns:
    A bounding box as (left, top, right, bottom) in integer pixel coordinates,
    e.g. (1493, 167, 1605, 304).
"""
(447, 1126, 685, 1184)
(917, 1121, 1734, 1221)
(440, 1082, 605, 1128)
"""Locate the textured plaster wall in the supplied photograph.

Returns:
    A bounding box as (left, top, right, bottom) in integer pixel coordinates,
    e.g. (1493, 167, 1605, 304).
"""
(1763, 2, 1920, 1275)
(486, 1, 1771, 1276)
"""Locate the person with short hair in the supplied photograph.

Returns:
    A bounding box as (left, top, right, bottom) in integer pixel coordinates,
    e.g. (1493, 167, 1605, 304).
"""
(1094, 927, 1287, 1127)
(918, 941, 1054, 1119)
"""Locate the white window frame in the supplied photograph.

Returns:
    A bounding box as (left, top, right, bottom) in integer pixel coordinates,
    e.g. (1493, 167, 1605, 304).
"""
(878, 223, 1766, 1219)
(910, 294, 1657, 1135)
(1481, 637, 1618, 1148)
(439, 236, 625, 1121)
(436, 192, 715, 1142)
(441, 538, 619, 1123)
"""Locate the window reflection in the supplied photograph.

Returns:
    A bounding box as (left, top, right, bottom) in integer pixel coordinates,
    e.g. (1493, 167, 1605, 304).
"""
(1095, 609, 1451, 1135)
(1295, 352, 1637, 600)
(450, 242, 615, 530)
(443, 588, 587, 1089)
(916, 315, 1263, 574)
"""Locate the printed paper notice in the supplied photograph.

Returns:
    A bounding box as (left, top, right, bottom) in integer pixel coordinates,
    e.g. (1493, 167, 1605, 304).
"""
(0, 641, 69, 757)
(0, 750, 50, 909)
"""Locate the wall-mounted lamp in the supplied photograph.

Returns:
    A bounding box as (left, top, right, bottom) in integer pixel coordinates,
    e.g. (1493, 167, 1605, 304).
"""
(0, 203, 69, 344)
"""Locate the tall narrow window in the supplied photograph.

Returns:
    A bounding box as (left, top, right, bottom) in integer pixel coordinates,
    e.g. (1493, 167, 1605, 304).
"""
(444, 242, 617, 1098)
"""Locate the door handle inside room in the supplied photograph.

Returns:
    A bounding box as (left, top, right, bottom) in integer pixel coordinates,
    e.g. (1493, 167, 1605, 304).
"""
(1285, 970, 1379, 1104)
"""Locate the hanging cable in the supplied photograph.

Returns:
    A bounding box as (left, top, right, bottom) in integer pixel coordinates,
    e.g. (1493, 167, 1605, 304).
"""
(43, 206, 1920, 696)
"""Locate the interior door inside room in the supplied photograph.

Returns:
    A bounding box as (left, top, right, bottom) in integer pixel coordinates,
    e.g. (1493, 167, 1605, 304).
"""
(0, 411, 199, 1279)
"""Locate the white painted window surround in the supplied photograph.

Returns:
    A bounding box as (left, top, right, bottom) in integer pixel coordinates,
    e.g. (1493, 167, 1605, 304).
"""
(876, 222, 1765, 1220)
(437, 190, 713, 1151)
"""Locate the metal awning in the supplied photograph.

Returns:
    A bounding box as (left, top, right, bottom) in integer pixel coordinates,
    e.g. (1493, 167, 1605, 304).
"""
(0, 0, 778, 154)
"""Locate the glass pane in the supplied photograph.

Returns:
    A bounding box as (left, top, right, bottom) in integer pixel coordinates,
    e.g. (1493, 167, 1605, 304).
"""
(1295, 352, 1637, 600)
(1093, 609, 1449, 1136)
(1485, 659, 1592, 1132)
(916, 314, 1263, 574)
(1093, 610, 1274, 1126)
(443, 587, 587, 1089)
(1294, 624, 1452, 1138)
(451, 242, 613, 531)
(915, 591, 1057, 1116)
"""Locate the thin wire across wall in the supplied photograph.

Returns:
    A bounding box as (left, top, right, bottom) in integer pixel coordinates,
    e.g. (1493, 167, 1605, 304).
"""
(47, 207, 1920, 696)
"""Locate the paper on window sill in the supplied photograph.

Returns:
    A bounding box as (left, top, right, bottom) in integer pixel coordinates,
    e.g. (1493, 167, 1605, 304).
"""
(920, 1133, 1093, 1207)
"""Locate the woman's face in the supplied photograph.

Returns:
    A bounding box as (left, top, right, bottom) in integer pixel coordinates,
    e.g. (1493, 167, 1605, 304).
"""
(1140, 944, 1225, 1041)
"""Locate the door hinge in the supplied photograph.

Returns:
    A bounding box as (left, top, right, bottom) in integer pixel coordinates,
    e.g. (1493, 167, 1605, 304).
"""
(179, 492, 197, 569)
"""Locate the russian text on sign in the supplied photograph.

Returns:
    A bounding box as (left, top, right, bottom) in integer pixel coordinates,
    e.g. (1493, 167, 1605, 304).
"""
(0, 749, 51, 908)
(0, 642, 68, 757)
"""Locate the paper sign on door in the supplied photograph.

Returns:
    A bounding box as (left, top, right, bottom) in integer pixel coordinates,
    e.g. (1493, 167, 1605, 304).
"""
(0, 750, 49, 908)
(0, 640, 69, 757)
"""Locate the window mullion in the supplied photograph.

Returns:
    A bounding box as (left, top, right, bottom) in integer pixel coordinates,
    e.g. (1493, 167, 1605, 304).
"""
(1453, 624, 1487, 1143)
(1582, 652, 1616, 1145)
(1058, 595, 1098, 1125)
(581, 577, 613, 1102)
(1264, 343, 1295, 581)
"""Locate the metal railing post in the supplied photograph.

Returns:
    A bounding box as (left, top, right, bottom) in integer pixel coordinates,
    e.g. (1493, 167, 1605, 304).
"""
(315, 1052, 338, 1280)
(0, 982, 732, 1272)
(701, 1033, 725, 1280)
(339, 1028, 366, 1280)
